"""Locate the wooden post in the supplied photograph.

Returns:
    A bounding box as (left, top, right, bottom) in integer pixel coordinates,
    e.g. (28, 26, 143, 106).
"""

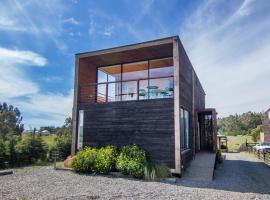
(173, 38, 181, 175)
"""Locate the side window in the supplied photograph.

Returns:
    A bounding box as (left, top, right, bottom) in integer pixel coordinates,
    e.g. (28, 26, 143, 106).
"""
(77, 110, 84, 150)
(180, 108, 190, 150)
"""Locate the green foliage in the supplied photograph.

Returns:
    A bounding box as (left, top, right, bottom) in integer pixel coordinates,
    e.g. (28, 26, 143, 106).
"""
(216, 149, 222, 163)
(53, 134, 71, 159)
(52, 117, 72, 159)
(144, 162, 171, 181)
(16, 134, 48, 164)
(116, 145, 146, 178)
(218, 112, 262, 136)
(92, 146, 118, 174)
(5, 134, 19, 166)
(250, 125, 262, 142)
(0, 102, 24, 138)
(71, 147, 95, 173)
(48, 117, 72, 160)
(71, 146, 118, 174)
(0, 138, 6, 168)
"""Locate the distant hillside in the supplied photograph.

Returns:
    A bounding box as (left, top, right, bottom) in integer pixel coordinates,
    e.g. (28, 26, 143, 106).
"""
(217, 111, 262, 136)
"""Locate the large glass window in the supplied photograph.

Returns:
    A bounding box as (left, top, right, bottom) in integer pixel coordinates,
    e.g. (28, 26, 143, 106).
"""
(149, 58, 173, 99)
(96, 57, 174, 102)
(122, 81, 137, 101)
(122, 61, 148, 80)
(149, 57, 173, 78)
(97, 65, 121, 102)
(180, 108, 190, 150)
(77, 110, 84, 150)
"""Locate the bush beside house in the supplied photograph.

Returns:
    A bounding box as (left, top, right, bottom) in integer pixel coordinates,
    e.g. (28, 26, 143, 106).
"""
(71, 144, 171, 181)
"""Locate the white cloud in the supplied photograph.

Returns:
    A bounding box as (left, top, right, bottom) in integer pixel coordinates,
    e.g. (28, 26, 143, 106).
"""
(180, 0, 270, 117)
(63, 17, 80, 25)
(0, 47, 47, 66)
(103, 26, 114, 36)
(0, 47, 47, 99)
(15, 90, 73, 128)
(0, 15, 26, 32)
(0, 0, 69, 52)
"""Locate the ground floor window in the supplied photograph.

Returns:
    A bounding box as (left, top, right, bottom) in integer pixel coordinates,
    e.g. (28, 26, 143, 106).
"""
(77, 110, 84, 150)
(180, 108, 190, 150)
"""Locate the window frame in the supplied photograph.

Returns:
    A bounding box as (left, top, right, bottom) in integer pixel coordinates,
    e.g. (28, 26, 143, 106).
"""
(96, 57, 174, 102)
(180, 108, 190, 150)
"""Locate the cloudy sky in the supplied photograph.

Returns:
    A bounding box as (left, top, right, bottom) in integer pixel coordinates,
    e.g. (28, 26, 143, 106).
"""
(0, 0, 269, 129)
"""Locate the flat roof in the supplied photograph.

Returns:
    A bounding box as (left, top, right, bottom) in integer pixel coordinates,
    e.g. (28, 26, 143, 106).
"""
(76, 36, 179, 58)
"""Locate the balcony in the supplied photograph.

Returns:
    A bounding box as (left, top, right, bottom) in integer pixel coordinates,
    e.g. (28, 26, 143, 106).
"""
(79, 76, 174, 103)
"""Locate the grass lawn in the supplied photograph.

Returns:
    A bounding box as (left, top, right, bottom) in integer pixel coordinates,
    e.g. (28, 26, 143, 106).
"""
(41, 135, 56, 148)
(227, 135, 253, 152)
(22, 134, 56, 148)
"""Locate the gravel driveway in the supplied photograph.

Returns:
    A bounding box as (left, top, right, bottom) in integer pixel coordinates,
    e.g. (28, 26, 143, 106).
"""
(0, 152, 270, 200)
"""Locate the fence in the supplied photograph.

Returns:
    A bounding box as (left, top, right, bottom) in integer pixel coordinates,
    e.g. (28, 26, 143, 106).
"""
(244, 143, 270, 165)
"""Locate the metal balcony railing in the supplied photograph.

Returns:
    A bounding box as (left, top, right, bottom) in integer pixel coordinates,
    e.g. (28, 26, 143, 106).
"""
(79, 76, 174, 103)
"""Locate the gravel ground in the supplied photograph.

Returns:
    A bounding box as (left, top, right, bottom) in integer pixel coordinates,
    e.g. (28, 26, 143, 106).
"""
(0, 152, 270, 200)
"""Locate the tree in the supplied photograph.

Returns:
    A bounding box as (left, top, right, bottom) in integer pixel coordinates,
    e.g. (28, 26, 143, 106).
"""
(52, 117, 72, 159)
(250, 125, 262, 142)
(0, 102, 24, 138)
(217, 112, 262, 136)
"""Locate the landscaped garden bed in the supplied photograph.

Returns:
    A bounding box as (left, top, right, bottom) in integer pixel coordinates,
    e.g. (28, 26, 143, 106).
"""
(68, 144, 172, 181)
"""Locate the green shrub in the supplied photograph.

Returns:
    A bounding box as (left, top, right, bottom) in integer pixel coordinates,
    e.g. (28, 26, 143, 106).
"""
(92, 146, 117, 174)
(54, 134, 71, 159)
(0, 138, 6, 168)
(116, 145, 146, 178)
(216, 149, 222, 164)
(16, 134, 48, 164)
(144, 162, 171, 181)
(49, 134, 71, 160)
(5, 134, 19, 167)
(71, 147, 95, 173)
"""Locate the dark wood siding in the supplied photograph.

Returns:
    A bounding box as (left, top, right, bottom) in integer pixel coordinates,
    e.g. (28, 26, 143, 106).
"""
(178, 41, 205, 167)
(263, 109, 270, 141)
(79, 99, 175, 168)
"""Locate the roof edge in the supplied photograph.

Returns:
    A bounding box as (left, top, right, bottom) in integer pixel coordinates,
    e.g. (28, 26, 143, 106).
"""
(76, 35, 179, 57)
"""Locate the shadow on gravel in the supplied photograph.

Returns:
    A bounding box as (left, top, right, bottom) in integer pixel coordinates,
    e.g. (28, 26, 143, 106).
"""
(173, 158, 270, 195)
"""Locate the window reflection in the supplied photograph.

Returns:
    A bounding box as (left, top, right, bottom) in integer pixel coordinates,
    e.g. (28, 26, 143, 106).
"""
(150, 57, 173, 78)
(122, 81, 137, 101)
(108, 82, 121, 102)
(123, 61, 148, 80)
(97, 84, 106, 102)
(149, 77, 173, 99)
(96, 57, 174, 102)
(139, 80, 148, 100)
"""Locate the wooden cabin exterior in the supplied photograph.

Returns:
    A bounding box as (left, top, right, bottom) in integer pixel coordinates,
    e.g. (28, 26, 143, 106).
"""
(71, 36, 217, 175)
(262, 108, 270, 142)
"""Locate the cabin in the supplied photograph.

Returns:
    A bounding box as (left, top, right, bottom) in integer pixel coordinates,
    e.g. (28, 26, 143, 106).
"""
(262, 108, 270, 142)
(71, 36, 217, 175)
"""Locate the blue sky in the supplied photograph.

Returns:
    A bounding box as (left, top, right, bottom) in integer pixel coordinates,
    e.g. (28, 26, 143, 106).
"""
(0, 0, 269, 129)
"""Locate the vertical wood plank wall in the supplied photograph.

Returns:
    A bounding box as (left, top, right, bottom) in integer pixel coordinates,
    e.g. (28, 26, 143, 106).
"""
(178, 40, 205, 167)
(263, 109, 270, 142)
(79, 99, 175, 168)
(173, 39, 181, 174)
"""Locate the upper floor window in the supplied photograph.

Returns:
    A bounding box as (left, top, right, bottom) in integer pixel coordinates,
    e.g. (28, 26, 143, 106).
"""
(97, 57, 173, 102)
